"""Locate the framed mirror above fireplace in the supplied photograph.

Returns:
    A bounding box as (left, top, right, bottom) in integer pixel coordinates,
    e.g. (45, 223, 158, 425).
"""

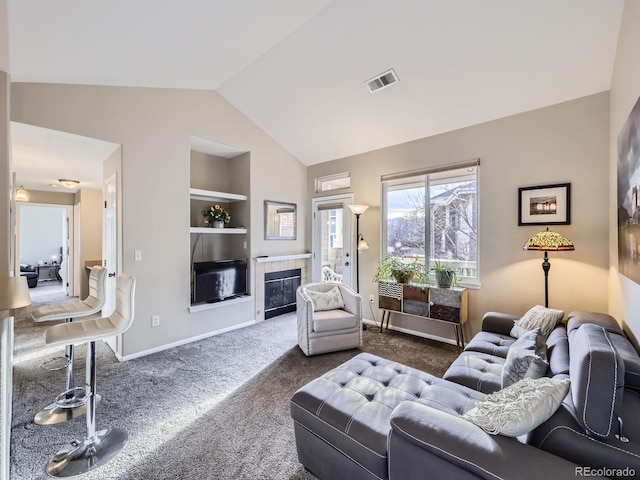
(264, 200, 297, 240)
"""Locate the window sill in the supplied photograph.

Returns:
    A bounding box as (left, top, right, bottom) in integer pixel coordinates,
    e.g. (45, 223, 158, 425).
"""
(457, 279, 481, 290)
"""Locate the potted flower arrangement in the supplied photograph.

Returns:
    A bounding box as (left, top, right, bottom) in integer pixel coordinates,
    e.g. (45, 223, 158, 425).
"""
(202, 204, 231, 228)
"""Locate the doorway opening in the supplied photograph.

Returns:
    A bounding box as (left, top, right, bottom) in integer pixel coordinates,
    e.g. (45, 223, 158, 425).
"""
(311, 193, 354, 287)
(16, 203, 73, 301)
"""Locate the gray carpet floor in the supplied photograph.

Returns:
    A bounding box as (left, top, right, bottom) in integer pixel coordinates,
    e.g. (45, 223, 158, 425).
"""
(10, 309, 458, 479)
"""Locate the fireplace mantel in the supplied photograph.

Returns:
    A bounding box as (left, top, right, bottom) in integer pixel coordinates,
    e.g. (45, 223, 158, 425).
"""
(254, 253, 312, 263)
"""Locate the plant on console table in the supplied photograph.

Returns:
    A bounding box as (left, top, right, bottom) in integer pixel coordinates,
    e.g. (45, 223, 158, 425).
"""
(373, 256, 429, 284)
(431, 261, 458, 288)
(202, 204, 231, 228)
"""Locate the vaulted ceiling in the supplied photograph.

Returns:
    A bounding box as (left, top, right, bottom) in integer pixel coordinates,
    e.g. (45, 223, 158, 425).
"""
(8, 0, 625, 184)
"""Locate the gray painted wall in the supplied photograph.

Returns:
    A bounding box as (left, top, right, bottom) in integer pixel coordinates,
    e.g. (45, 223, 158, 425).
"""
(10, 83, 307, 357)
(18, 205, 65, 266)
(307, 93, 610, 342)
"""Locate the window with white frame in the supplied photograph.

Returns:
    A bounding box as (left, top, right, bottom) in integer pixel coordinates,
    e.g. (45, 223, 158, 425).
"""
(381, 161, 479, 283)
(315, 172, 351, 193)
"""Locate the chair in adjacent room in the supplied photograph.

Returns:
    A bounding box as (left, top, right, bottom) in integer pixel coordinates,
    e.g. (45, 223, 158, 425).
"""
(19, 263, 38, 288)
(296, 282, 362, 356)
(30, 265, 107, 425)
(44, 273, 136, 478)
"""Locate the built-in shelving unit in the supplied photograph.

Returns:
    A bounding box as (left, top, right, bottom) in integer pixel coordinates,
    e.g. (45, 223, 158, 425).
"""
(188, 294, 252, 313)
(190, 227, 248, 234)
(189, 188, 246, 203)
(189, 136, 251, 310)
(189, 189, 248, 234)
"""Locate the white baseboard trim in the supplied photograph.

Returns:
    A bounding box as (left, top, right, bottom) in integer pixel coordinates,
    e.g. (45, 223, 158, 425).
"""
(114, 320, 256, 362)
(362, 318, 458, 347)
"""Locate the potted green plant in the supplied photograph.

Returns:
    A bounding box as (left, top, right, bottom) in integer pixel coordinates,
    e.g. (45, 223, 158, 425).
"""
(374, 256, 428, 284)
(431, 261, 458, 288)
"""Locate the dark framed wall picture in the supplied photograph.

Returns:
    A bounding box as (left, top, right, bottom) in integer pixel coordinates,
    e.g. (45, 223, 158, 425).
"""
(518, 183, 571, 226)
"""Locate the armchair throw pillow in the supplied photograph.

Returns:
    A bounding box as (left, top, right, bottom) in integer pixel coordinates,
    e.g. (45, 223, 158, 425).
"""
(511, 305, 564, 338)
(501, 329, 549, 388)
(462, 377, 570, 437)
(305, 286, 345, 311)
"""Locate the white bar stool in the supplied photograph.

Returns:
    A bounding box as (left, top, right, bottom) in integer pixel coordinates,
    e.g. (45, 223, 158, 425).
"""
(31, 266, 107, 425)
(44, 273, 136, 478)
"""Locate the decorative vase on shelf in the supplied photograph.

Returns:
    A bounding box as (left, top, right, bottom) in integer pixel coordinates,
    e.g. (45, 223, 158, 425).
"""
(202, 204, 231, 229)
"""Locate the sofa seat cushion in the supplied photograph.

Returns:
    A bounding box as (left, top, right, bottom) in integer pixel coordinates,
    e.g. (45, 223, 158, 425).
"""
(442, 351, 505, 394)
(290, 352, 483, 480)
(463, 331, 515, 358)
(313, 309, 357, 332)
(528, 380, 640, 473)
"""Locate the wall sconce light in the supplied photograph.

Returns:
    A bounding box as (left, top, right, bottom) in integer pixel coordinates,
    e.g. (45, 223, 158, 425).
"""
(15, 186, 29, 202)
(58, 179, 80, 189)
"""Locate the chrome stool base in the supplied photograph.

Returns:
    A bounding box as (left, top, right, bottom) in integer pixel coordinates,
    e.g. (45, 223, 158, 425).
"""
(34, 395, 102, 426)
(45, 427, 128, 478)
(40, 355, 71, 372)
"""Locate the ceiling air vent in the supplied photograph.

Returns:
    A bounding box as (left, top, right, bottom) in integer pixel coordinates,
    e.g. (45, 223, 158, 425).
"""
(366, 69, 399, 93)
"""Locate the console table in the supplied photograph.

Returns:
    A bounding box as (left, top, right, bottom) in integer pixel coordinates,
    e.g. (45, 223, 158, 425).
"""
(378, 281, 468, 349)
(37, 264, 61, 282)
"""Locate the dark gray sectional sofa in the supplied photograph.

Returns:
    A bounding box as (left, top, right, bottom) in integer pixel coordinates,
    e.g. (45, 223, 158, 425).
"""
(290, 311, 640, 479)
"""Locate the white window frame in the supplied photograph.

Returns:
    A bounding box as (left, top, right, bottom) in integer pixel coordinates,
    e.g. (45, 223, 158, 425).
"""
(315, 172, 351, 193)
(380, 161, 480, 287)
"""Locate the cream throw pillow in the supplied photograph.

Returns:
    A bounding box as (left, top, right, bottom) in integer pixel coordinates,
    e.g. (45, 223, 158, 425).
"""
(462, 377, 570, 437)
(306, 286, 345, 311)
(511, 305, 564, 338)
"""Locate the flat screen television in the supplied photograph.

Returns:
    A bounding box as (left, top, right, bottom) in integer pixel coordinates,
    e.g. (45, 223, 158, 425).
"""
(192, 259, 248, 304)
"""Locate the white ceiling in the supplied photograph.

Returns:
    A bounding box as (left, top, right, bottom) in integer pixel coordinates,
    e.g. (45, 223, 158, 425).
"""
(11, 122, 120, 192)
(8, 0, 625, 180)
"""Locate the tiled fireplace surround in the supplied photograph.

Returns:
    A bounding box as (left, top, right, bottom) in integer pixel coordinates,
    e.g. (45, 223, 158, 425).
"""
(254, 254, 312, 322)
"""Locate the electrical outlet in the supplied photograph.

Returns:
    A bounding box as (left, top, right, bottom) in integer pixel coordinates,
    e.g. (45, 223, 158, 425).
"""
(369, 294, 375, 304)
(151, 315, 160, 327)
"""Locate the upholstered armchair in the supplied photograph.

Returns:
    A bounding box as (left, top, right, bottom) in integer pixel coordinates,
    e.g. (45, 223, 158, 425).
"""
(296, 282, 362, 356)
(20, 264, 38, 288)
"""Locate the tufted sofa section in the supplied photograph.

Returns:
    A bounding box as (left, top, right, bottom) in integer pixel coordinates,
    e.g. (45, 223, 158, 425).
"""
(291, 310, 640, 479)
(440, 351, 505, 394)
(290, 352, 484, 480)
(442, 313, 570, 394)
(526, 313, 640, 475)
